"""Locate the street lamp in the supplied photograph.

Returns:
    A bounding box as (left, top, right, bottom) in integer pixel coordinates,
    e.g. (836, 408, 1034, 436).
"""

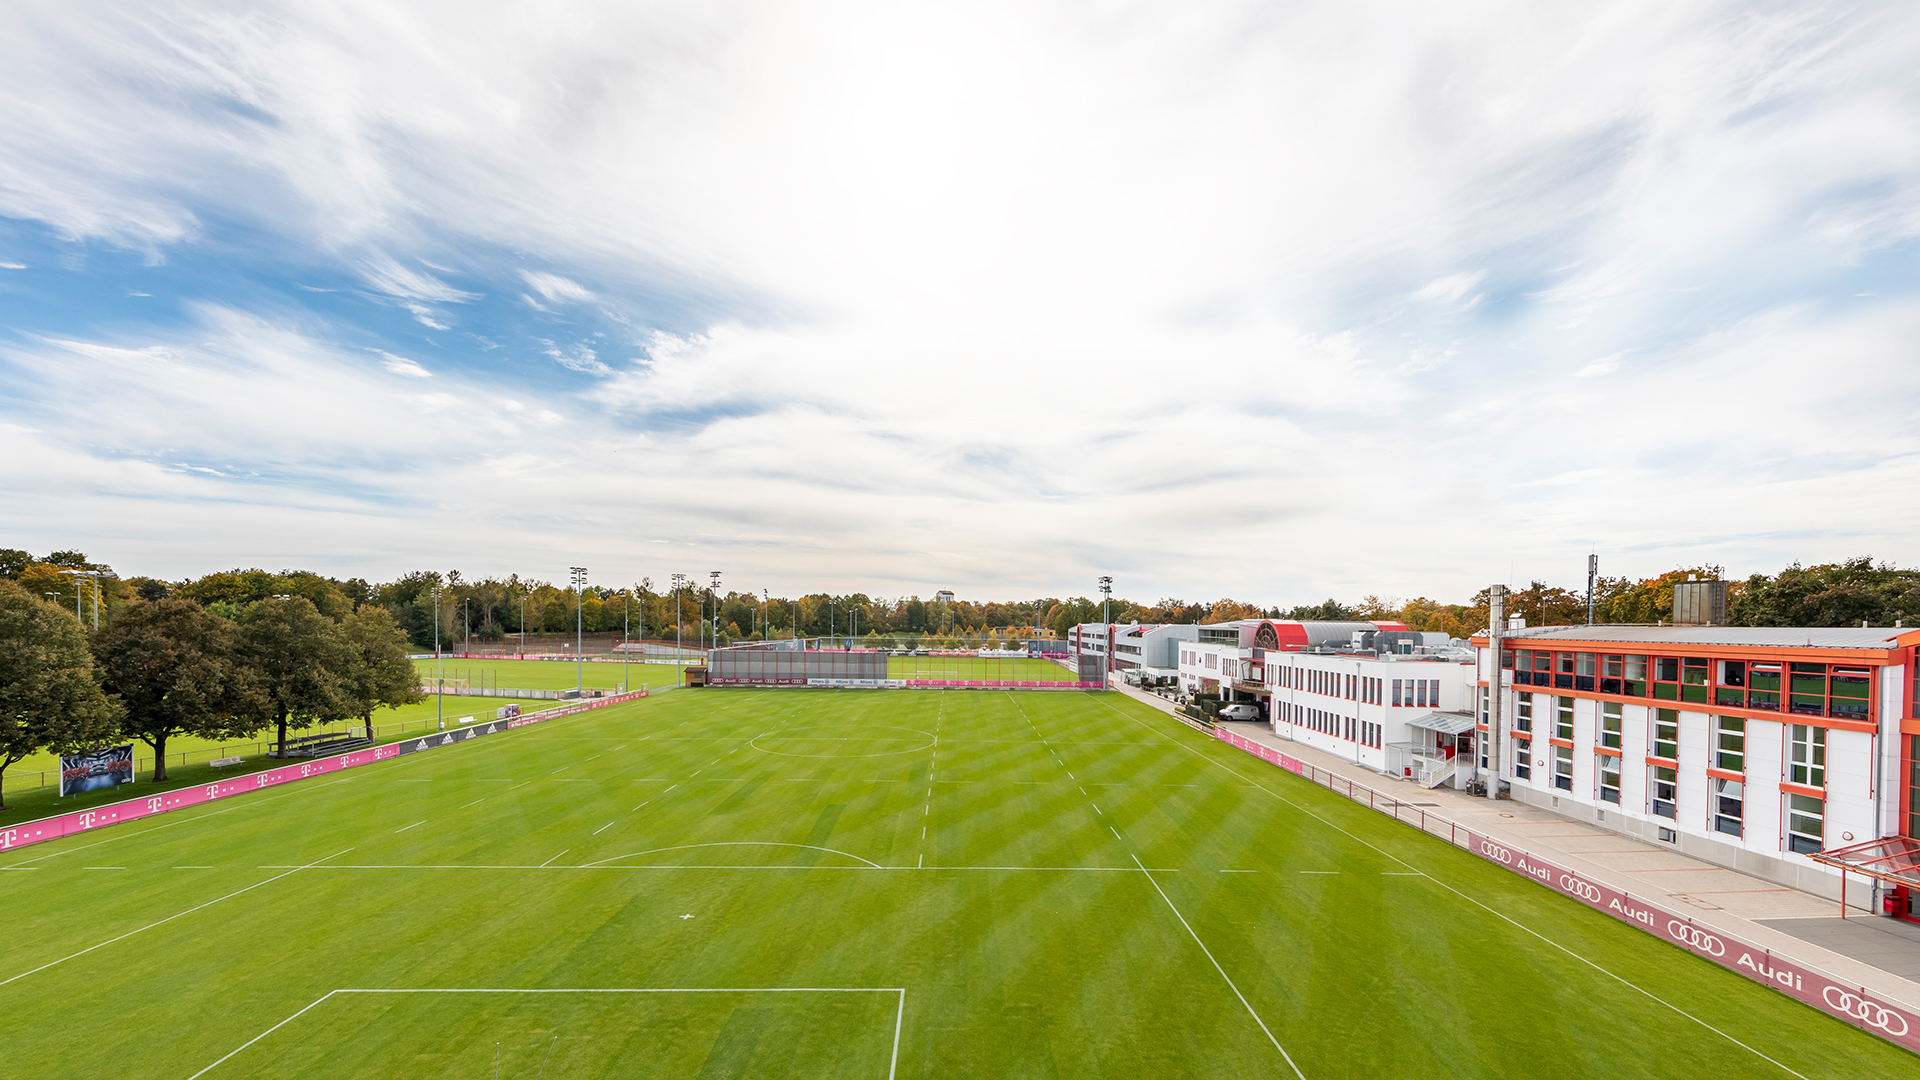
(570, 567, 588, 693)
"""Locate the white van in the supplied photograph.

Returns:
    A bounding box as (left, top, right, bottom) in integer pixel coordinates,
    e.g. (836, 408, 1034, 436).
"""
(1218, 703, 1261, 721)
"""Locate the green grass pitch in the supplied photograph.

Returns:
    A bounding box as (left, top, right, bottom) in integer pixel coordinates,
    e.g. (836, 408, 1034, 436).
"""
(412, 656, 679, 692)
(1, 689, 1909, 1078)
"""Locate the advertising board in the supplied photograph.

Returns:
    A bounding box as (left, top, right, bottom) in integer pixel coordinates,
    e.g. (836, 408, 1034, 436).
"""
(59, 744, 135, 796)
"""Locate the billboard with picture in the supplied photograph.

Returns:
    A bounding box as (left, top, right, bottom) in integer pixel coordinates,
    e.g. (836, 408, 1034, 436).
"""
(60, 744, 135, 797)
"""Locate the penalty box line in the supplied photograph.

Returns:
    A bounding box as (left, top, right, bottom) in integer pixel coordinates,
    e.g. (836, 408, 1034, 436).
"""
(187, 987, 906, 1080)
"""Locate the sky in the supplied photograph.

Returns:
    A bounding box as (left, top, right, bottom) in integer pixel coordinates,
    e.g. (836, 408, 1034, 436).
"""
(2, 1, 1918, 606)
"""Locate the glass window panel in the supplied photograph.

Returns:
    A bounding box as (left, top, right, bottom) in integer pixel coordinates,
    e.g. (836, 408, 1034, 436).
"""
(1651, 765, 1677, 819)
(1624, 655, 1647, 680)
(1746, 690, 1779, 711)
(1577, 653, 1595, 676)
(1787, 793, 1823, 855)
(1603, 655, 1623, 677)
(1718, 660, 1745, 686)
(1653, 709, 1679, 760)
(1655, 657, 1680, 682)
(1714, 778, 1744, 837)
(1715, 716, 1745, 773)
(1682, 659, 1710, 686)
(1601, 702, 1622, 749)
(1749, 664, 1782, 692)
(1558, 653, 1576, 674)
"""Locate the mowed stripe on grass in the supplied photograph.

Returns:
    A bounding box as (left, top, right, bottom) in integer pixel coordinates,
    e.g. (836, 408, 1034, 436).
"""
(0, 689, 1909, 1079)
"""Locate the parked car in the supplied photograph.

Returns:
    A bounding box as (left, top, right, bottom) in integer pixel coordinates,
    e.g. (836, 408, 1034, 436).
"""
(1218, 703, 1261, 721)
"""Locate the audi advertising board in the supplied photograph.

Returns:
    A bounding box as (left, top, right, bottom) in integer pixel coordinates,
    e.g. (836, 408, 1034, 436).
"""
(1463, 830, 1920, 1051)
(59, 744, 135, 797)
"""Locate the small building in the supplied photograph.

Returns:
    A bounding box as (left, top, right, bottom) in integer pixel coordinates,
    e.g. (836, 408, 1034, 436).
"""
(1069, 622, 1200, 681)
(934, 590, 955, 604)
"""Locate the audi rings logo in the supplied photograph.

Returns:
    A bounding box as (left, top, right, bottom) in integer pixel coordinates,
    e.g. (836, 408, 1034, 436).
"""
(1558, 875, 1603, 903)
(1666, 921, 1727, 957)
(1478, 840, 1513, 865)
(1822, 988, 1912, 1037)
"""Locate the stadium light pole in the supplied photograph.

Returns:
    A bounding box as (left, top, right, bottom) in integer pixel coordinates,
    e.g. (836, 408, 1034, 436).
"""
(570, 567, 588, 693)
(432, 586, 443, 729)
(709, 571, 722, 650)
(622, 588, 630, 692)
(61, 569, 105, 629)
(1099, 576, 1114, 680)
(672, 573, 685, 660)
(518, 586, 528, 660)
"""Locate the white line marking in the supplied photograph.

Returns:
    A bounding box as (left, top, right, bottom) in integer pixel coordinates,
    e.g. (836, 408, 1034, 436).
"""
(1299, 871, 1337, 875)
(83, 866, 126, 869)
(578, 842, 882, 869)
(0, 848, 352, 988)
(189, 987, 910, 1080)
(1109, 826, 1122, 841)
(173, 866, 212, 869)
(550, 765, 570, 774)
(592, 822, 615, 835)
(1220, 869, 1257, 873)
(1132, 854, 1306, 1079)
(540, 850, 568, 867)
(918, 854, 924, 868)
(1096, 695, 1810, 1079)
(459, 799, 485, 809)
(394, 821, 426, 834)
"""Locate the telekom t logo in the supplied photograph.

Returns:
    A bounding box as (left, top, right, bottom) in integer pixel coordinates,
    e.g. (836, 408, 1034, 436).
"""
(0, 828, 17, 849)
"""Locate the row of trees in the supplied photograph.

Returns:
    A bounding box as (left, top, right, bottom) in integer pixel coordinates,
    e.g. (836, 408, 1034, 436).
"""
(1351, 558, 1920, 638)
(0, 579, 421, 808)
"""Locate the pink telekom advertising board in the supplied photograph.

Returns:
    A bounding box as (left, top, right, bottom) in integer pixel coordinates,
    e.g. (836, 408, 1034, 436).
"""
(0, 690, 647, 855)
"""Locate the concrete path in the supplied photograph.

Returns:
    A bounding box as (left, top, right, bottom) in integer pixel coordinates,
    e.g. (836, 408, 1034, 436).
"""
(1106, 678, 1920, 1012)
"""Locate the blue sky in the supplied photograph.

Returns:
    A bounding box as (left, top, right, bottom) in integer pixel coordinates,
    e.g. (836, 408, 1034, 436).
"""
(2, 1, 1917, 604)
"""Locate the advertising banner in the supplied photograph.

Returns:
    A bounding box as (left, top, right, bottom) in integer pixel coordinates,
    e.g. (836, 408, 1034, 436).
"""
(59, 744, 135, 796)
(1461, 829, 1920, 1052)
(1, 689, 648, 854)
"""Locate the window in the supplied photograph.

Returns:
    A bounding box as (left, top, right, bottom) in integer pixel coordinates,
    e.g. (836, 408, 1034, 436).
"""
(1515, 691, 1534, 733)
(1789, 662, 1826, 716)
(1556, 697, 1574, 741)
(1715, 716, 1745, 773)
(1909, 735, 1920, 841)
(1788, 725, 1826, 788)
(1713, 778, 1744, 837)
(1600, 702, 1622, 749)
(1652, 709, 1678, 761)
(1553, 745, 1573, 791)
(1651, 765, 1677, 819)
(1417, 680, 1429, 709)
(1623, 655, 1648, 697)
(1598, 755, 1621, 803)
(1514, 738, 1532, 780)
(1715, 659, 1746, 708)
(1830, 667, 1871, 721)
(1747, 662, 1782, 712)
(1786, 794, 1824, 854)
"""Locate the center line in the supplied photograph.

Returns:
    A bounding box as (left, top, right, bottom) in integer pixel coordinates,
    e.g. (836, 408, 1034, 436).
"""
(592, 822, 614, 835)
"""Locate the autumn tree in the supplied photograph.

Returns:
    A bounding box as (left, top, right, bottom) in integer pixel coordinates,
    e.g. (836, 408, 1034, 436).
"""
(339, 605, 424, 728)
(89, 597, 263, 783)
(0, 581, 122, 807)
(239, 596, 355, 755)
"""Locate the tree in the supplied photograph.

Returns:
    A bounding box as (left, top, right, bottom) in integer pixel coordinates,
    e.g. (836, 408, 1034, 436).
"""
(0, 581, 121, 808)
(89, 597, 264, 783)
(1730, 558, 1920, 627)
(239, 596, 355, 756)
(339, 605, 424, 728)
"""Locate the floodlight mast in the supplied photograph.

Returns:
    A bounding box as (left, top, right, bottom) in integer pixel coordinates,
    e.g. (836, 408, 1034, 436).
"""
(570, 567, 588, 692)
(432, 586, 443, 730)
(709, 571, 722, 653)
(1485, 584, 1507, 802)
(671, 573, 686, 664)
(1098, 576, 1114, 679)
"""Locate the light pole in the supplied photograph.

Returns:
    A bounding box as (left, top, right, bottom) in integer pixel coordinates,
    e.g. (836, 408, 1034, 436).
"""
(519, 586, 529, 659)
(672, 573, 686, 660)
(569, 567, 588, 693)
(623, 588, 631, 691)
(1099, 576, 1113, 679)
(763, 589, 770, 642)
(432, 586, 444, 729)
(60, 569, 106, 630)
(463, 596, 470, 657)
(709, 571, 722, 650)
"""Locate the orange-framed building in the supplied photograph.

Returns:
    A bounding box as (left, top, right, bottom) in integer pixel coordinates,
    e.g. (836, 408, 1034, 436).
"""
(1470, 623, 1917, 917)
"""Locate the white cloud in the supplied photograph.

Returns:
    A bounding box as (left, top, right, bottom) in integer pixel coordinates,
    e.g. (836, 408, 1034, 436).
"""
(518, 270, 595, 304)
(0, 261, 25, 269)
(2, 2, 1919, 600)
(373, 350, 433, 377)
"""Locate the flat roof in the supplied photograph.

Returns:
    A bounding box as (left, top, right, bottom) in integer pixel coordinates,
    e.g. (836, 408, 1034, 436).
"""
(1406, 711, 1477, 735)
(1498, 625, 1902, 651)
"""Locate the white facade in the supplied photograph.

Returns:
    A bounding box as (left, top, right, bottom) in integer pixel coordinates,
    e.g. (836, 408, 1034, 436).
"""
(1476, 624, 1911, 904)
(1070, 622, 1199, 676)
(1178, 638, 1476, 778)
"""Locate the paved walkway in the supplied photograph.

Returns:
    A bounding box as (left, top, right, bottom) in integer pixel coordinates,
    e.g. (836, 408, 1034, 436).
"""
(1107, 679, 1920, 1011)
